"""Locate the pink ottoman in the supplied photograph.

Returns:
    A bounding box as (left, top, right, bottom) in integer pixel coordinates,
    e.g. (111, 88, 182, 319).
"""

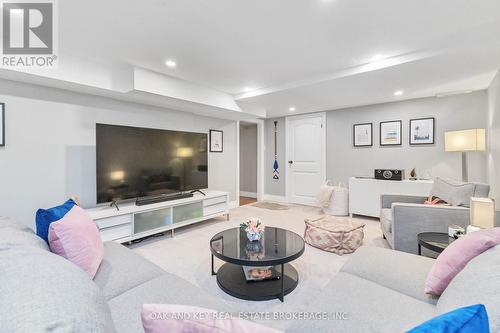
(304, 215, 365, 255)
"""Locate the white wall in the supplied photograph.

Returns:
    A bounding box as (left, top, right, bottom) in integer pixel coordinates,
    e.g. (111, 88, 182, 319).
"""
(0, 79, 238, 228)
(239, 123, 257, 194)
(327, 91, 489, 184)
(488, 70, 500, 203)
(265, 91, 489, 196)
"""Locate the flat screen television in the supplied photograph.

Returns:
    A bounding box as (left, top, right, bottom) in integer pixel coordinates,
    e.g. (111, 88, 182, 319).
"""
(96, 124, 208, 204)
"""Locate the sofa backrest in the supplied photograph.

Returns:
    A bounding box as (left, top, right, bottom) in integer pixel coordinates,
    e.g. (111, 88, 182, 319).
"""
(0, 221, 116, 332)
(0, 217, 50, 250)
(430, 177, 490, 207)
(437, 244, 500, 332)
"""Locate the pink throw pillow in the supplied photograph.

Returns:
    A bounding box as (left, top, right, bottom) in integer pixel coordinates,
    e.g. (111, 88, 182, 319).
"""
(141, 304, 282, 333)
(48, 205, 103, 278)
(425, 227, 500, 295)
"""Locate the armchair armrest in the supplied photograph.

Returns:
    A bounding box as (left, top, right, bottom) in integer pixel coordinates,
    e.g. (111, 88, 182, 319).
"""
(380, 194, 427, 209)
(391, 203, 469, 254)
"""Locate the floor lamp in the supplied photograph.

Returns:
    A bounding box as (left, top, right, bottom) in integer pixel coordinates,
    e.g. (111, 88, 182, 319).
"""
(444, 129, 486, 182)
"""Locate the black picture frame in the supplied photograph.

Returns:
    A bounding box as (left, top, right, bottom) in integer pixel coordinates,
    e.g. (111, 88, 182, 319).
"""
(209, 129, 223, 152)
(0, 103, 4, 147)
(353, 123, 373, 147)
(379, 120, 402, 146)
(409, 117, 435, 145)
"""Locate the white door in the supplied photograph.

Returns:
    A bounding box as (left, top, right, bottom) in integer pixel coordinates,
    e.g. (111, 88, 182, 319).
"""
(286, 113, 326, 205)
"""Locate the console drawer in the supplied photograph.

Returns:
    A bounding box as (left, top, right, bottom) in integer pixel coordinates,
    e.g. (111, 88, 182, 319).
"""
(100, 224, 131, 242)
(204, 196, 227, 207)
(204, 203, 227, 216)
(95, 215, 132, 230)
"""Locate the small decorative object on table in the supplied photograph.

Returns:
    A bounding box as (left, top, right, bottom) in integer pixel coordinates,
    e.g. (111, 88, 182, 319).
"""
(409, 168, 417, 180)
(448, 224, 465, 239)
(240, 217, 265, 242)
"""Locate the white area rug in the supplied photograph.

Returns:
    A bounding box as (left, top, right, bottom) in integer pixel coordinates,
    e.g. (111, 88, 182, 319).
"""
(130, 204, 389, 331)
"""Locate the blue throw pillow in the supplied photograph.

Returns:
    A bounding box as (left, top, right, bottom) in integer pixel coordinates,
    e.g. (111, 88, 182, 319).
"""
(407, 304, 489, 333)
(35, 199, 76, 243)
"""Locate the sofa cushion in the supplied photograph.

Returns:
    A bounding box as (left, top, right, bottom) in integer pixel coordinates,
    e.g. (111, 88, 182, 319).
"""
(0, 217, 49, 251)
(0, 245, 115, 333)
(35, 198, 76, 243)
(430, 178, 489, 207)
(425, 228, 500, 295)
(287, 272, 437, 333)
(93, 241, 165, 300)
(407, 304, 489, 333)
(380, 208, 393, 234)
(341, 246, 438, 304)
(437, 245, 500, 332)
(48, 206, 104, 278)
(108, 274, 229, 333)
(141, 304, 282, 333)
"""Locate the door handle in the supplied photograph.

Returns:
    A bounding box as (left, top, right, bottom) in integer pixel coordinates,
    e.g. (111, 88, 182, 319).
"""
(288, 160, 293, 165)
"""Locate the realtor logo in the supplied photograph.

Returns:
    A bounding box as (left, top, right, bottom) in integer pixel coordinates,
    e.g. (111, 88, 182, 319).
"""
(1, 0, 57, 68)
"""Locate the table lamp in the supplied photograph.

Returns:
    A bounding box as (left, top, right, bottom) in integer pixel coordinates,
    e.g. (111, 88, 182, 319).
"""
(444, 129, 485, 182)
(467, 197, 495, 233)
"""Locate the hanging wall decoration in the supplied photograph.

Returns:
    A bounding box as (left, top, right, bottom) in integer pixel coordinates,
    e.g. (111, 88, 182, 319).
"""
(380, 120, 402, 146)
(273, 121, 279, 180)
(353, 123, 373, 147)
(409, 117, 435, 145)
(0, 103, 4, 147)
(209, 129, 223, 152)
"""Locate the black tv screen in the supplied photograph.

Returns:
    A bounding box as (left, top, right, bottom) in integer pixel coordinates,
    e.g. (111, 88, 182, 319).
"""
(96, 124, 208, 204)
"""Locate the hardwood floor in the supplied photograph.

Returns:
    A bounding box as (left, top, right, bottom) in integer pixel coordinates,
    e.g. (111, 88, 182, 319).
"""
(239, 196, 257, 206)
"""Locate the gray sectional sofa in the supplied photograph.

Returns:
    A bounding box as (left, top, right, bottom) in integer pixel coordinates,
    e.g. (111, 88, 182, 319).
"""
(2, 217, 499, 332)
(0, 218, 228, 333)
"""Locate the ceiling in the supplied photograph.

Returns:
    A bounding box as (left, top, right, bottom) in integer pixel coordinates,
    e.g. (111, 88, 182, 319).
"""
(3, 0, 500, 118)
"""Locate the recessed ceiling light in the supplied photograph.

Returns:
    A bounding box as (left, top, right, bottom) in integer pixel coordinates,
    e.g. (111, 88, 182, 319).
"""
(165, 60, 177, 68)
(394, 90, 404, 96)
(289, 106, 296, 112)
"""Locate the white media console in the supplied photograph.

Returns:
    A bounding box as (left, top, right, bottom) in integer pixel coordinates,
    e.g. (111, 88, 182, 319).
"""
(86, 190, 229, 243)
(348, 177, 434, 218)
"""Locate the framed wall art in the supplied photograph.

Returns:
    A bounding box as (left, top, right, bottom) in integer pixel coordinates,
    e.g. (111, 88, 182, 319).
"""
(409, 117, 435, 145)
(353, 123, 373, 147)
(380, 120, 402, 146)
(0, 103, 4, 147)
(209, 129, 223, 152)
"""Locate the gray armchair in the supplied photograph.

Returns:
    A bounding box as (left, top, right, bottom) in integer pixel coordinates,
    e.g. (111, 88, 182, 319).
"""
(380, 179, 490, 254)
(380, 195, 469, 254)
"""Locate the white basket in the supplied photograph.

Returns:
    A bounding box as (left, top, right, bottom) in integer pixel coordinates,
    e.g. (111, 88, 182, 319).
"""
(323, 183, 349, 216)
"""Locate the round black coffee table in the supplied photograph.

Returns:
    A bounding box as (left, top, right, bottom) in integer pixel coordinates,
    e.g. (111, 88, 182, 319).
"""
(417, 232, 455, 256)
(210, 227, 305, 302)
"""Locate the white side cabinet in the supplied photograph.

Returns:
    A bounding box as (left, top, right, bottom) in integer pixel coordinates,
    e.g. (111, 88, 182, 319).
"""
(86, 190, 229, 243)
(348, 177, 433, 218)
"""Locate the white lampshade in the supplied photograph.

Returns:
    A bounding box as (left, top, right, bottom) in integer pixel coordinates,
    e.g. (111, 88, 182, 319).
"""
(445, 129, 486, 152)
(470, 197, 495, 229)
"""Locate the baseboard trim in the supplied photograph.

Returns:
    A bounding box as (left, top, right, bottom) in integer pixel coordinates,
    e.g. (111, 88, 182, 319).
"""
(228, 200, 239, 209)
(263, 194, 288, 203)
(239, 191, 257, 198)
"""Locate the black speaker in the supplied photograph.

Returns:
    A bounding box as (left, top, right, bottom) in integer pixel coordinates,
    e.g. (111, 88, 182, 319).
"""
(374, 169, 405, 181)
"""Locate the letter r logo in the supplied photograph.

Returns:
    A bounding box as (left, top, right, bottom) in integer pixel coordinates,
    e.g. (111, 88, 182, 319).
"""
(2, 2, 53, 54)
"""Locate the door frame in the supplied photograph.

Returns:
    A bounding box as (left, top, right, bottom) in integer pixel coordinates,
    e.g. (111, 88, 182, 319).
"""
(236, 118, 265, 206)
(285, 112, 327, 205)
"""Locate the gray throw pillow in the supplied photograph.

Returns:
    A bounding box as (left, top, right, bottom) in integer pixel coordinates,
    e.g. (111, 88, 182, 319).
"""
(0, 245, 116, 333)
(430, 177, 475, 207)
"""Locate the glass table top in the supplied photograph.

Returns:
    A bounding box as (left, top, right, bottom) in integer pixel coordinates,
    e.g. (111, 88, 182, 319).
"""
(418, 232, 455, 249)
(210, 227, 305, 266)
